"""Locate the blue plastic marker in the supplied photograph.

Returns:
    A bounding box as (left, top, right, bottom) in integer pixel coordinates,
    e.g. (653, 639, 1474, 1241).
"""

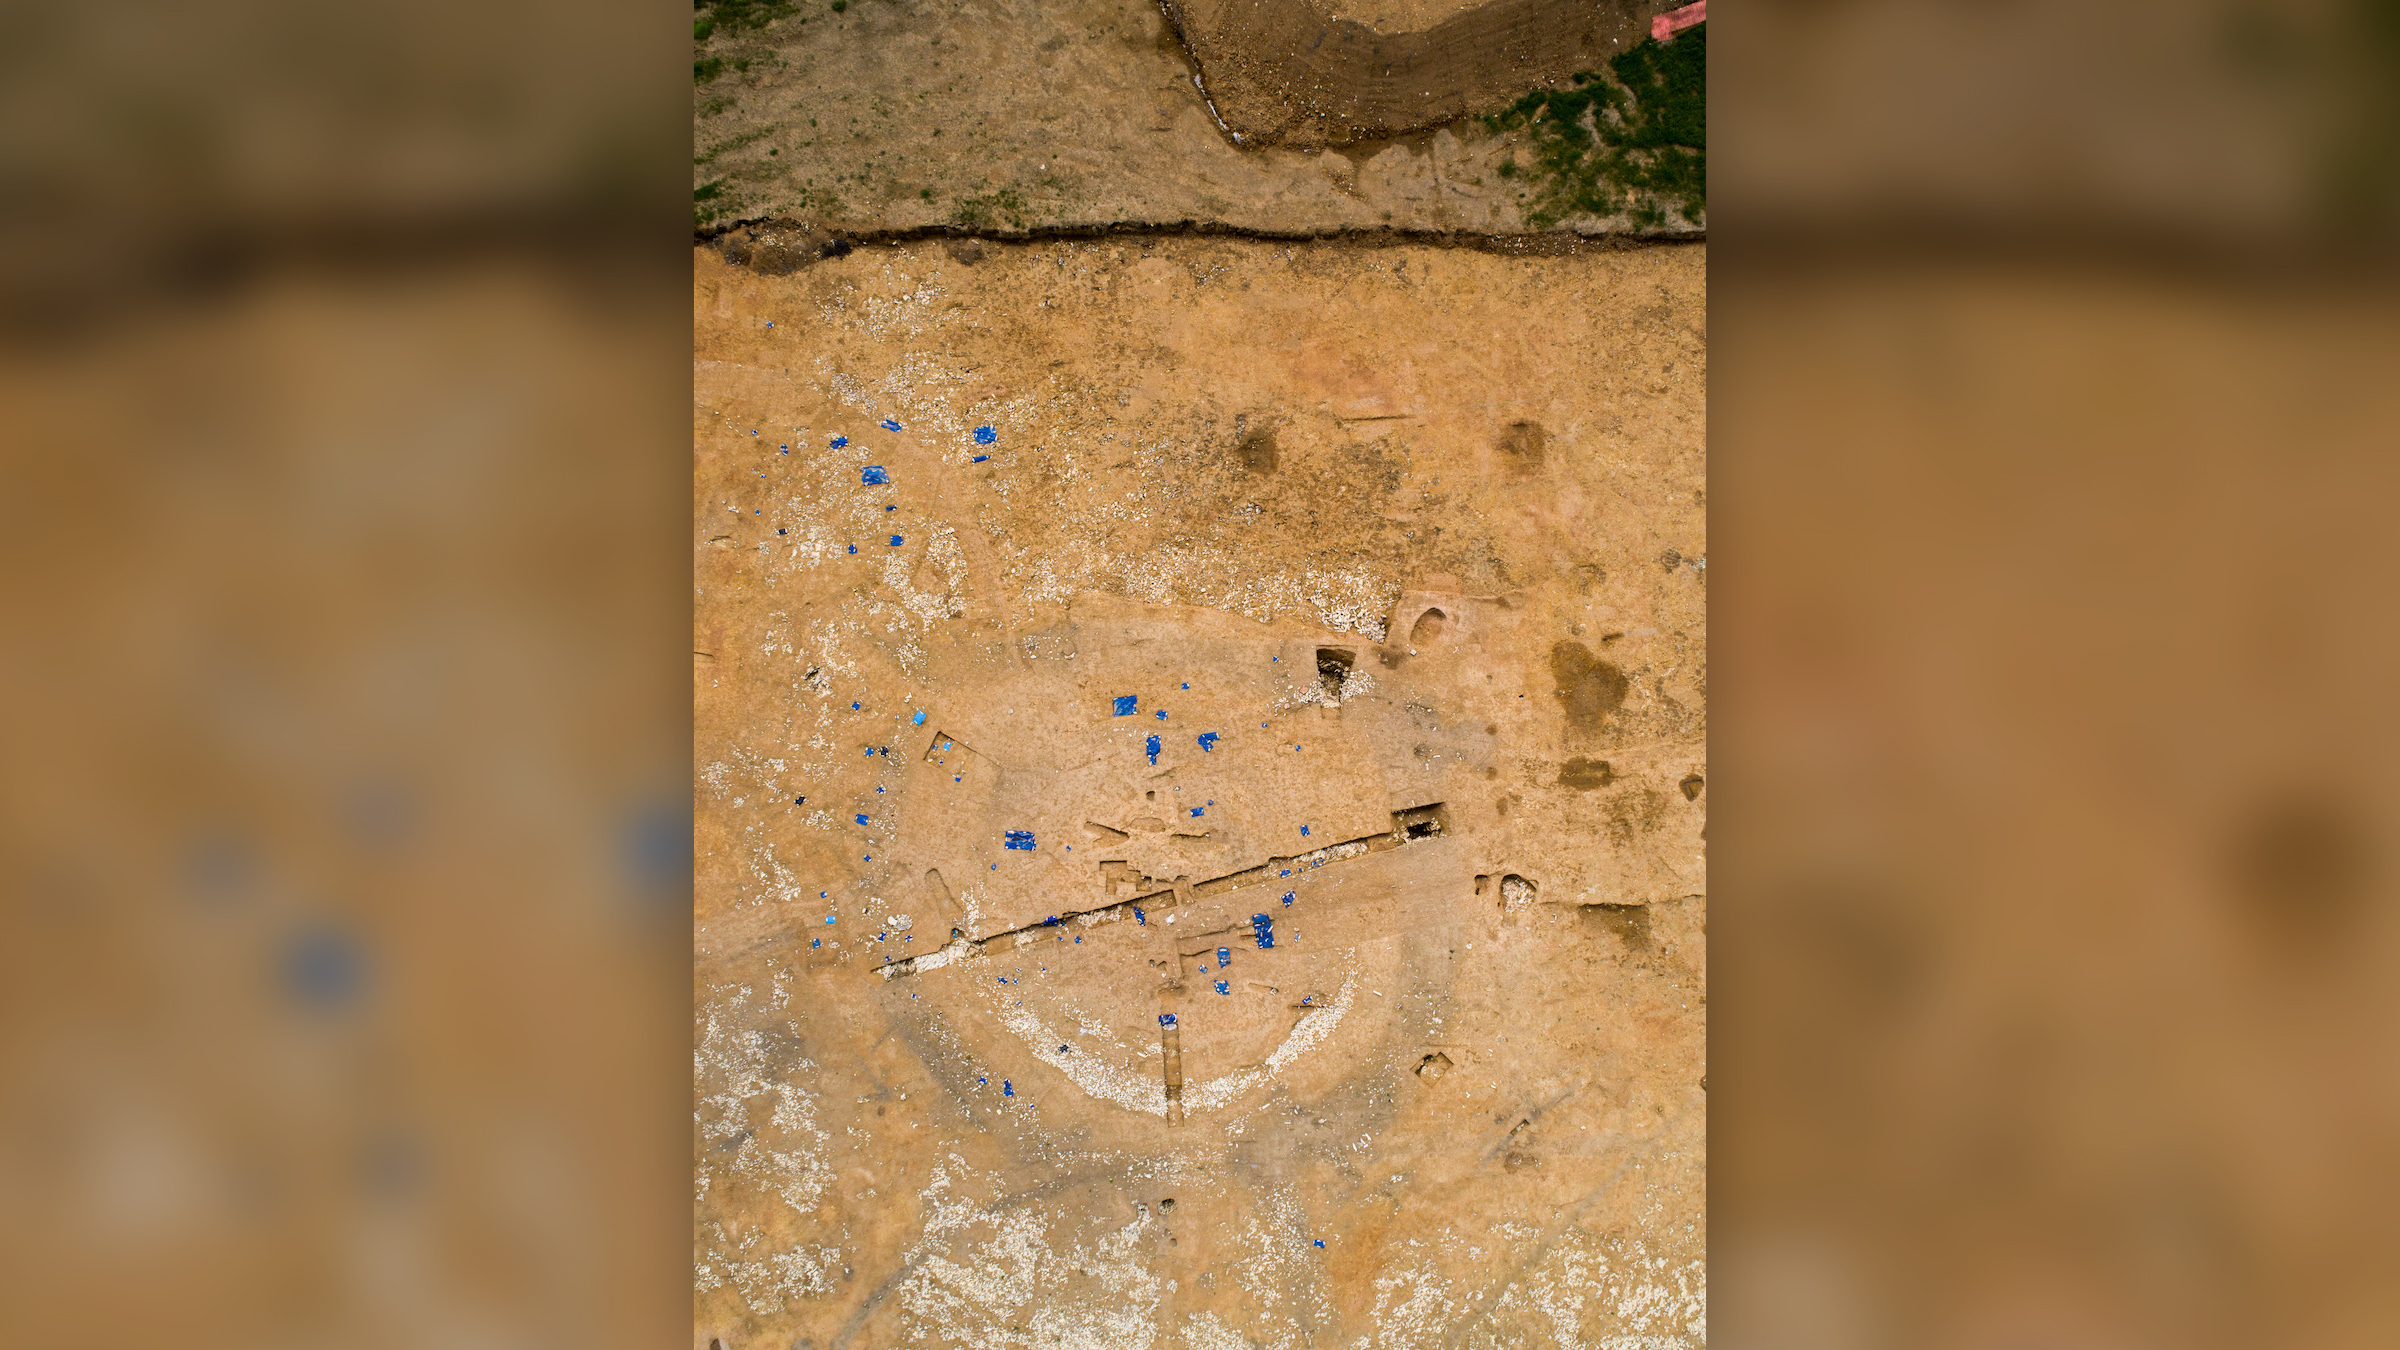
(913, 709, 926, 725)
(862, 465, 889, 484)
(881, 418, 903, 431)
(1217, 946, 1231, 968)
(831, 435, 848, 448)
(1197, 732, 1219, 752)
(1145, 734, 1161, 765)
(1215, 980, 1230, 995)
(1112, 695, 1138, 716)
(974, 425, 997, 444)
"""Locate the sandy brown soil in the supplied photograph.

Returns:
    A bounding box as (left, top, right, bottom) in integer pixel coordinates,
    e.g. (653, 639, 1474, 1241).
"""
(694, 236, 1705, 1347)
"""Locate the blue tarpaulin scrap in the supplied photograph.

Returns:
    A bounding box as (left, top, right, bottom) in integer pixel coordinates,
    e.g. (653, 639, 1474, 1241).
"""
(1155, 709, 1167, 720)
(1135, 907, 1146, 925)
(971, 454, 990, 462)
(1003, 830, 1035, 851)
(974, 425, 997, 444)
(1301, 825, 1311, 836)
(861, 465, 888, 484)
(1217, 946, 1231, 967)
(1282, 891, 1294, 906)
(1145, 734, 1161, 764)
(1215, 980, 1230, 995)
(1197, 732, 1219, 752)
(890, 535, 903, 545)
(830, 435, 848, 448)
(1158, 1012, 1176, 1027)
(1252, 913, 1275, 948)
(881, 418, 903, 431)
(1112, 695, 1138, 716)
(855, 813, 869, 825)
(1190, 807, 1204, 818)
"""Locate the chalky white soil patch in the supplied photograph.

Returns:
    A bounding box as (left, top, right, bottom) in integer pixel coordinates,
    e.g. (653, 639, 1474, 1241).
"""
(694, 986, 844, 1314)
(899, 1157, 1167, 1349)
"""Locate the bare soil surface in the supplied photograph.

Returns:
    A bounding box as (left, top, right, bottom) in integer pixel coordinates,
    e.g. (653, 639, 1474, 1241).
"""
(694, 235, 1705, 1348)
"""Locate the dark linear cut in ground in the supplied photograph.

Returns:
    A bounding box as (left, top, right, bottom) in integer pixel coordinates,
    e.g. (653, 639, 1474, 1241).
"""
(698, 216, 1705, 260)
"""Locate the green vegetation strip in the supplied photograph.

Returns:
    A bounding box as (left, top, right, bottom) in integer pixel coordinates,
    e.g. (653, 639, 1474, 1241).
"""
(1484, 22, 1703, 230)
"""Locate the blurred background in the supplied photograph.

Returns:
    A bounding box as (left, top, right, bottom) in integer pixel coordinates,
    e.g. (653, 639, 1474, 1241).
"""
(1712, 2, 2400, 1347)
(0, 0, 692, 1345)
(1, 0, 2395, 1346)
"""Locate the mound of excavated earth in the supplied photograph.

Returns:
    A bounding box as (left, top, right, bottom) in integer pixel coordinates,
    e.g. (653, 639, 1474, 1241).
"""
(1165, 0, 1663, 147)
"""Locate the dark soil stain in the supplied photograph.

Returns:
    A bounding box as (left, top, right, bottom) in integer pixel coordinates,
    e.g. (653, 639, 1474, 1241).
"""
(1581, 902, 1650, 951)
(1603, 787, 1669, 846)
(1234, 413, 1279, 474)
(1497, 420, 1546, 475)
(1548, 639, 1628, 738)
(1558, 757, 1616, 789)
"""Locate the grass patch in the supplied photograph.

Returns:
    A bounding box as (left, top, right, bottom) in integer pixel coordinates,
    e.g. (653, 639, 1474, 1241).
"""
(694, 56, 725, 84)
(696, 128, 773, 166)
(696, 0, 799, 33)
(1482, 22, 1704, 229)
(695, 179, 735, 229)
(953, 188, 1027, 229)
